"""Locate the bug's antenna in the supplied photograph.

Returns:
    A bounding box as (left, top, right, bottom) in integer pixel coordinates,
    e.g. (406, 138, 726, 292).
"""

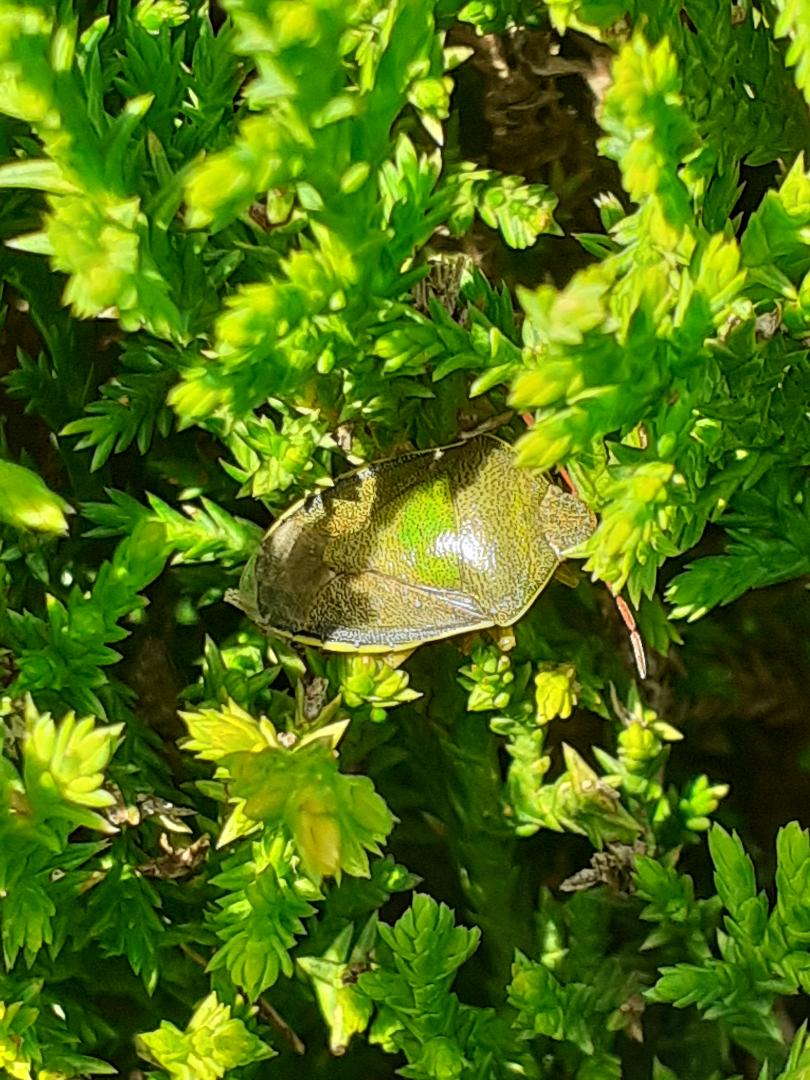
(556, 462, 647, 681)
(519, 414, 647, 679)
(608, 589, 647, 679)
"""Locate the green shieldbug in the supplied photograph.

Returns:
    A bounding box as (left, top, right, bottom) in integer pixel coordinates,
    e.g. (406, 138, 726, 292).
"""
(227, 434, 596, 653)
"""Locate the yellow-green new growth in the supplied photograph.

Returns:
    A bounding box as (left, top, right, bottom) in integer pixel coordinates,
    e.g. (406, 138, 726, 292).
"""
(21, 696, 122, 833)
(181, 699, 394, 881)
(0, 461, 72, 535)
(136, 993, 273, 1080)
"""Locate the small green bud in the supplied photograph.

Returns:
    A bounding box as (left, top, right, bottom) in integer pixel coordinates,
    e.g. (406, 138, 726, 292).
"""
(679, 774, 729, 831)
(458, 643, 515, 712)
(337, 655, 420, 721)
(534, 663, 578, 724)
(0, 461, 72, 534)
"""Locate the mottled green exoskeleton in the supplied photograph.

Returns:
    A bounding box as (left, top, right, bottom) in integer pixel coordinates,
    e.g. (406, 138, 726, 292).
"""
(228, 434, 595, 651)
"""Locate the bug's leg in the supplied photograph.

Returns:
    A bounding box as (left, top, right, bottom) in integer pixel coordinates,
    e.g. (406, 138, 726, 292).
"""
(455, 626, 514, 653)
(459, 410, 516, 440)
(458, 625, 515, 655)
(491, 626, 516, 651)
(552, 562, 581, 588)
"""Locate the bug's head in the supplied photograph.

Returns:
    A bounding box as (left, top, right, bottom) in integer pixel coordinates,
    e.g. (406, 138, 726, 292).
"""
(224, 551, 262, 622)
(541, 485, 598, 557)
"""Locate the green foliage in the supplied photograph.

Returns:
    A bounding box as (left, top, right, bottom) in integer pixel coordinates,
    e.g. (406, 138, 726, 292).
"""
(511, 24, 810, 608)
(646, 824, 810, 1059)
(181, 696, 395, 879)
(0, 696, 118, 972)
(774, 0, 810, 107)
(135, 992, 274, 1080)
(0, 0, 809, 1077)
(0, 977, 116, 1079)
(323, 653, 422, 723)
(3, 520, 169, 714)
(360, 894, 528, 1079)
(298, 918, 376, 1056)
(0, 460, 72, 535)
(60, 341, 175, 471)
(206, 833, 319, 999)
(81, 489, 261, 566)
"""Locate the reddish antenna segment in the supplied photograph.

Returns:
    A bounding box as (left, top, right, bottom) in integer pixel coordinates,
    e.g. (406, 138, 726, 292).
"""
(554, 457, 647, 681)
(519, 412, 647, 679)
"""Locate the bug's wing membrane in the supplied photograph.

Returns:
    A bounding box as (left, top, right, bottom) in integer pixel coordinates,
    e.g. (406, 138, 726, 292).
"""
(308, 571, 490, 650)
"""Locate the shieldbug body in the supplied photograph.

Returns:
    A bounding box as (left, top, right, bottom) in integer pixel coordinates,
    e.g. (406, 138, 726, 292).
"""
(228, 434, 596, 652)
